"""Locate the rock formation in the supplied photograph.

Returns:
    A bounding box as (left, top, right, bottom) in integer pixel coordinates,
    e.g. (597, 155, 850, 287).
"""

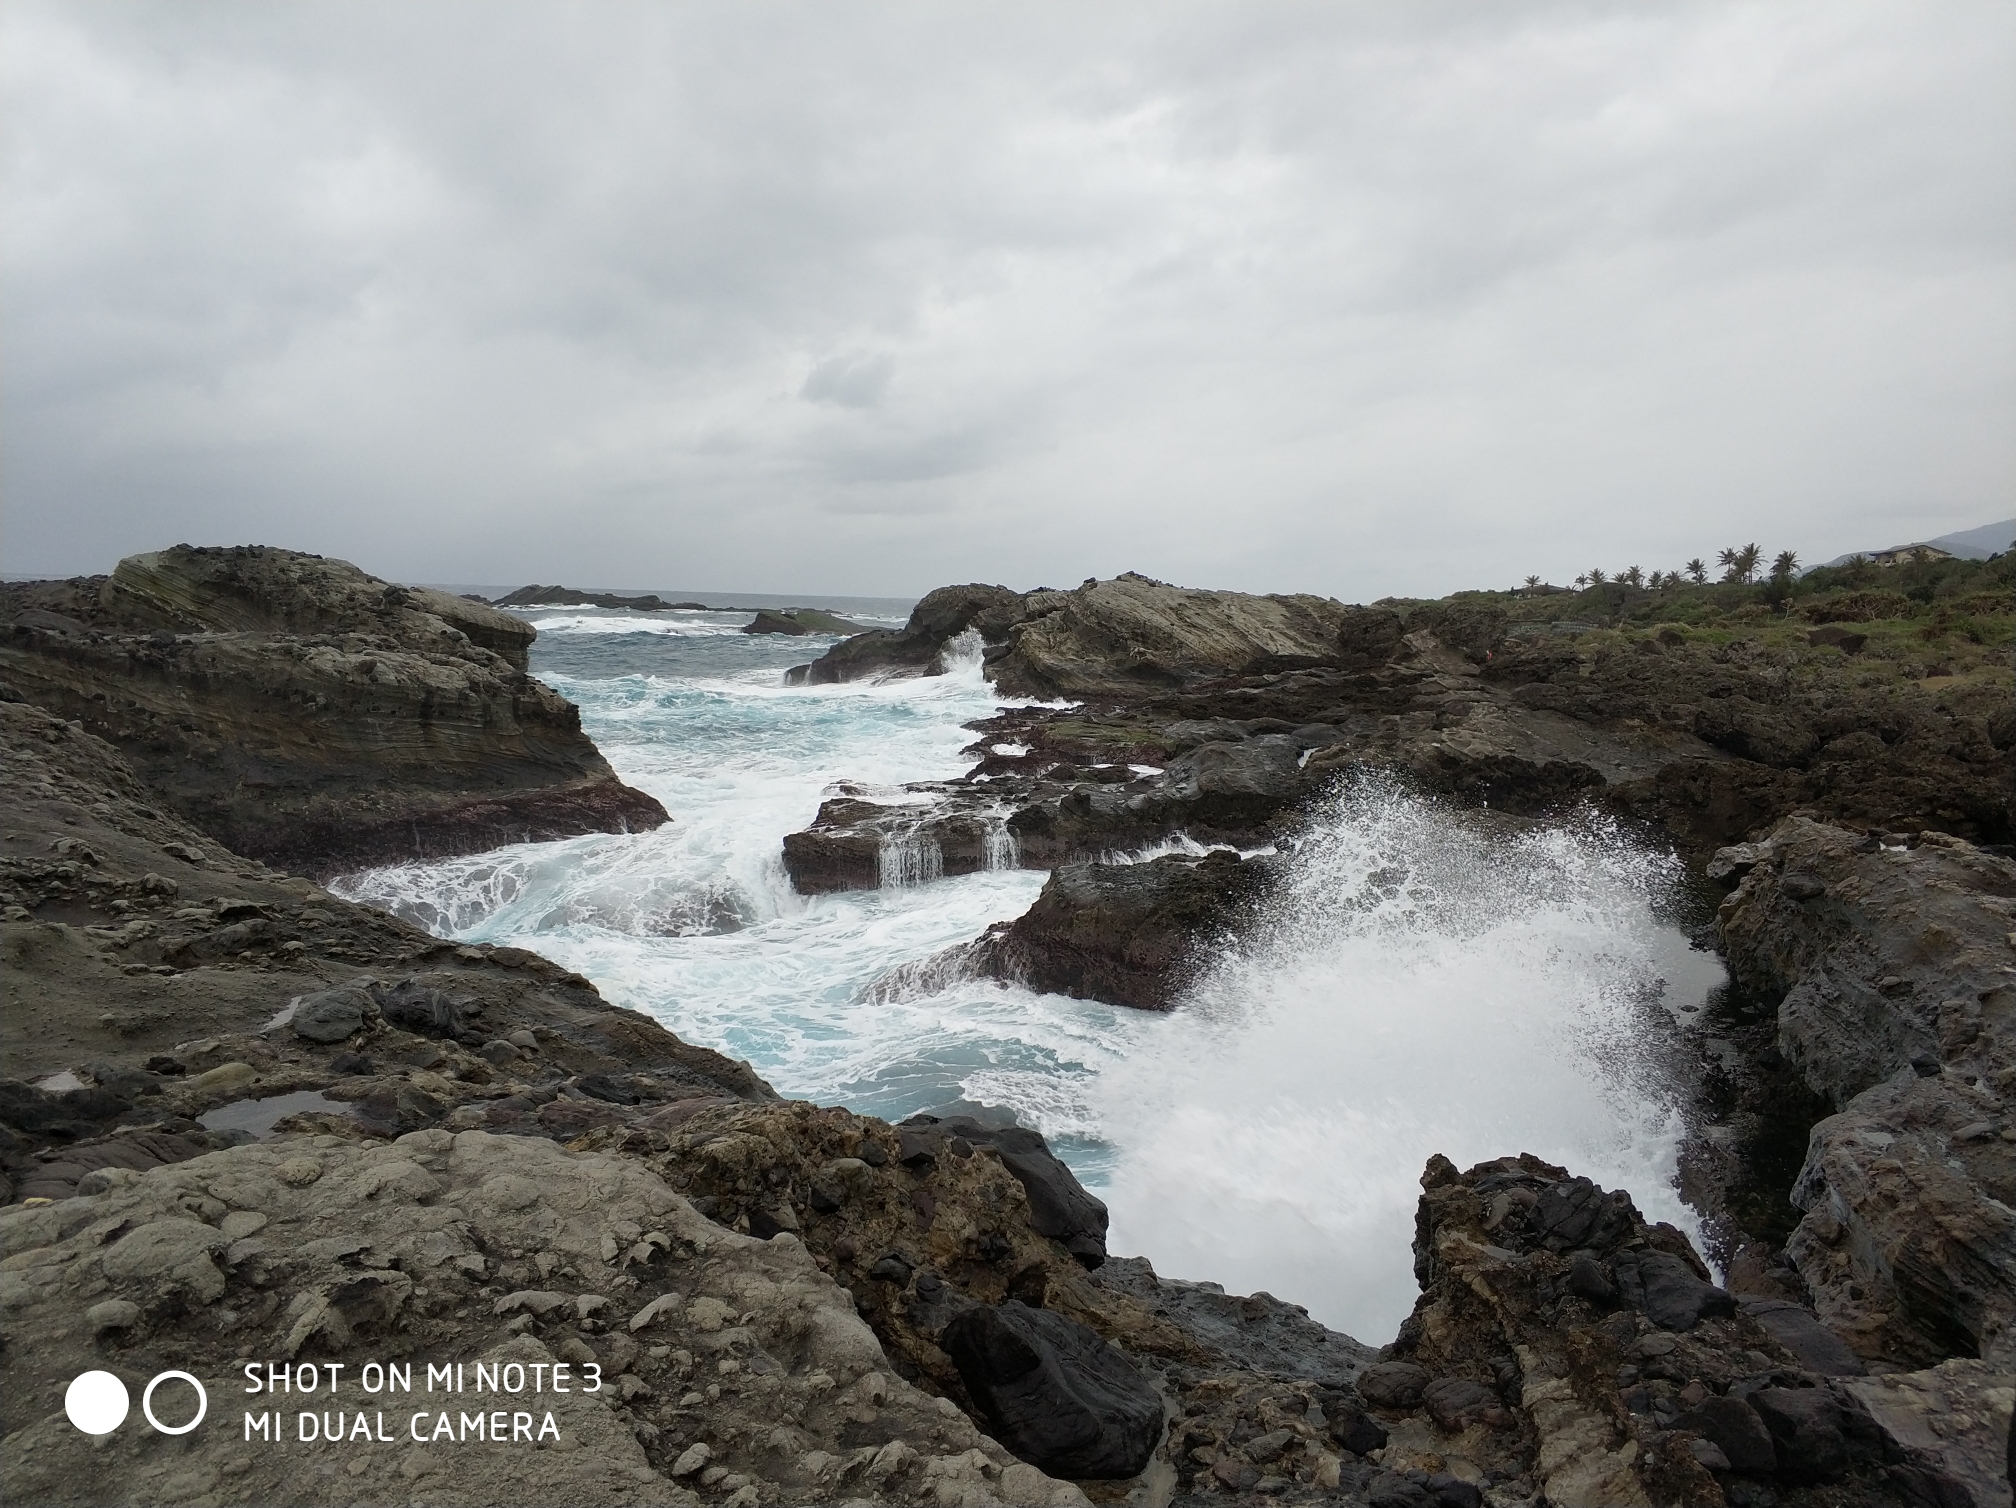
(1, 546, 667, 874)
(492, 585, 710, 611)
(1715, 817, 2016, 1371)
(744, 609, 870, 637)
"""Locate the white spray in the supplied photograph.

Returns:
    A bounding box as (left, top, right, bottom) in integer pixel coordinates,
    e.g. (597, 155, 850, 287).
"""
(1093, 779, 1710, 1342)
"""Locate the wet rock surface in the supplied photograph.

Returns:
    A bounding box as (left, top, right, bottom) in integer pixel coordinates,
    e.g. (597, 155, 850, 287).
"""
(1, 546, 666, 874)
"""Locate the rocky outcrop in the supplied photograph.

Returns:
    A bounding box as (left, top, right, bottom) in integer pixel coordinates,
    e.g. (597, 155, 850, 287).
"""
(1, 546, 667, 875)
(0, 696, 762, 1207)
(1716, 817, 2016, 1370)
(962, 850, 1275, 1010)
(492, 585, 709, 611)
(787, 583, 1023, 684)
(985, 574, 1362, 700)
(744, 609, 868, 636)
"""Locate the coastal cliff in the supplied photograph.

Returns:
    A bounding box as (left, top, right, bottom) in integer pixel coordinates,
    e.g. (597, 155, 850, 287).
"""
(1, 546, 667, 875)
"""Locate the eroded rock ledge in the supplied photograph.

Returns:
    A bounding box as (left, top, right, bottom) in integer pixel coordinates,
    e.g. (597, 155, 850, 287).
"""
(2, 546, 667, 875)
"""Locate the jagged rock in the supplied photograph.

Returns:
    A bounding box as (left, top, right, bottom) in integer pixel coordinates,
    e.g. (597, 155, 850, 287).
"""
(941, 1300, 1163, 1478)
(1382, 1152, 1975, 1507)
(986, 574, 1357, 700)
(0, 547, 666, 874)
(1091, 1256, 1372, 1387)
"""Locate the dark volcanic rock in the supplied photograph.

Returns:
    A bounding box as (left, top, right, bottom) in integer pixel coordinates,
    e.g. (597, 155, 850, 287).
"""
(1611, 1247, 1737, 1331)
(1092, 1255, 1373, 1388)
(968, 849, 1274, 1010)
(0, 546, 667, 875)
(490, 584, 706, 611)
(940, 1300, 1163, 1478)
(1383, 1152, 1999, 1506)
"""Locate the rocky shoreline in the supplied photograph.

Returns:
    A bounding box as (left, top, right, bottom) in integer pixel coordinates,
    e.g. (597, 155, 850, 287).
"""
(2, 547, 2010, 1506)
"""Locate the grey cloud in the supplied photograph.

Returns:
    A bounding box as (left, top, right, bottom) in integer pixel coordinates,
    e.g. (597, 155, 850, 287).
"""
(2, 1, 2010, 599)
(801, 354, 895, 408)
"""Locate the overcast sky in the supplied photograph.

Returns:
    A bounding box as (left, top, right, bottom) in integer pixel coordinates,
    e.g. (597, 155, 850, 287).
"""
(4, 2, 2011, 599)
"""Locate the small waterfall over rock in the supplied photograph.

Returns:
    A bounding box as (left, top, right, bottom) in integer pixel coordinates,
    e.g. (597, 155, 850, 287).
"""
(878, 832, 946, 888)
(981, 817, 1019, 871)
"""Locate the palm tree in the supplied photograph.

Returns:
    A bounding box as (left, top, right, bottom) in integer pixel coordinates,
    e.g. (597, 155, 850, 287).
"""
(1621, 565, 1644, 587)
(1716, 546, 1739, 581)
(1574, 573, 1589, 589)
(1588, 567, 1608, 585)
(1524, 575, 1541, 590)
(1770, 549, 1799, 581)
(1686, 558, 1707, 584)
(1735, 543, 1762, 582)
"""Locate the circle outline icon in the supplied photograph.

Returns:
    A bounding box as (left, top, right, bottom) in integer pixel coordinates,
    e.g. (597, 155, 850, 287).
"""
(141, 1370, 207, 1435)
(64, 1370, 130, 1435)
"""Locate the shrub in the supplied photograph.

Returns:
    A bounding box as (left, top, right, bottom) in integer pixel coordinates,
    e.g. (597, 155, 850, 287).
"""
(1803, 590, 1915, 624)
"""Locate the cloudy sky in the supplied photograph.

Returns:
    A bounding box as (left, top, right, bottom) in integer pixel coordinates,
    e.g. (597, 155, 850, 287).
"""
(4, 2, 2011, 600)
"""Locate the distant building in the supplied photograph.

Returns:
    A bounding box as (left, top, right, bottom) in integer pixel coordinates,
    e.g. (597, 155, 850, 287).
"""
(1865, 544, 1954, 568)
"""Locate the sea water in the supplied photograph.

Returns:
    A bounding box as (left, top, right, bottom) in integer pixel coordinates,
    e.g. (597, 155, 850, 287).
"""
(337, 606, 1721, 1341)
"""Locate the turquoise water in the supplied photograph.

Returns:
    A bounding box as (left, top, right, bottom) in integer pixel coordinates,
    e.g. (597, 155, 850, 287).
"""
(338, 606, 1720, 1339)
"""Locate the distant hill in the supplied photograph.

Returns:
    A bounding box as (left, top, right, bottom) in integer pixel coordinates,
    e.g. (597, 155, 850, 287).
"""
(1818, 517, 2013, 568)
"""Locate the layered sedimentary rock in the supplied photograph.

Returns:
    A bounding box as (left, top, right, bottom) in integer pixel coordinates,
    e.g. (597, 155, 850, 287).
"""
(0, 697, 763, 1205)
(1716, 817, 2016, 1370)
(1, 546, 666, 874)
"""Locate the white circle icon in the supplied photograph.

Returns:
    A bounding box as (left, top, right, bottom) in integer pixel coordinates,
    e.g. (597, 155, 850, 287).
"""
(65, 1371, 130, 1435)
(142, 1371, 207, 1435)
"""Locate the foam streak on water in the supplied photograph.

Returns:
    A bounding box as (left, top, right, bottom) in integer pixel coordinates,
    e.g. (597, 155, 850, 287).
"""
(1093, 779, 1709, 1340)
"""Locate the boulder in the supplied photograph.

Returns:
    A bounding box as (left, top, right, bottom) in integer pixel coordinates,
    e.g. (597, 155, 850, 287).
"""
(290, 986, 371, 1043)
(1674, 1394, 1777, 1474)
(940, 1300, 1162, 1478)
(1611, 1249, 1735, 1332)
(1355, 1360, 1431, 1410)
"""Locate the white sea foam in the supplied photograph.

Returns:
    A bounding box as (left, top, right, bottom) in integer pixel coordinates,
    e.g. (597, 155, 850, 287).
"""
(1092, 780, 1717, 1341)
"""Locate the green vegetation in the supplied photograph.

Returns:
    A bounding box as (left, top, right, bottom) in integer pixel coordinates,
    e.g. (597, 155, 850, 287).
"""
(1417, 543, 2014, 682)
